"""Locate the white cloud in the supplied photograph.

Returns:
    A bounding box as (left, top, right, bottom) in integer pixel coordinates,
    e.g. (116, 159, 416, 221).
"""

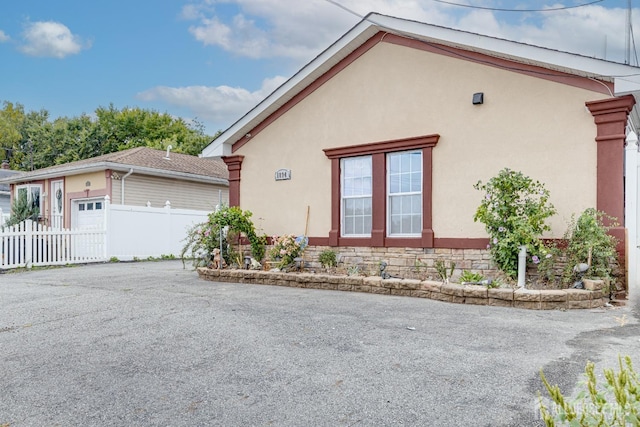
(182, 1, 635, 64)
(0, 30, 9, 42)
(137, 75, 288, 128)
(19, 21, 89, 58)
(164, 1, 637, 132)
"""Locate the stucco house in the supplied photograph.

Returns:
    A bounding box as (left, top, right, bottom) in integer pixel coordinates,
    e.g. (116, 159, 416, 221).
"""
(0, 147, 228, 230)
(201, 13, 640, 287)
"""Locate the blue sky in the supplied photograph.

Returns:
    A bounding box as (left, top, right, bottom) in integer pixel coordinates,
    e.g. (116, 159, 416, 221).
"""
(0, 0, 637, 136)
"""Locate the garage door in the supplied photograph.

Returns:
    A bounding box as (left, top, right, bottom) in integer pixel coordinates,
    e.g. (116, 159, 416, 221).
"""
(74, 199, 105, 229)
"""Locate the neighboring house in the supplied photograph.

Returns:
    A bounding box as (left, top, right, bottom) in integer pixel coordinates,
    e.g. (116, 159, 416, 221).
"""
(0, 161, 21, 224)
(0, 147, 228, 230)
(201, 13, 640, 287)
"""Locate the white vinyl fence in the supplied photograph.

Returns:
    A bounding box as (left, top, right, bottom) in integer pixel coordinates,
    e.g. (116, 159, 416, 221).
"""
(107, 200, 209, 261)
(0, 196, 210, 269)
(0, 220, 106, 269)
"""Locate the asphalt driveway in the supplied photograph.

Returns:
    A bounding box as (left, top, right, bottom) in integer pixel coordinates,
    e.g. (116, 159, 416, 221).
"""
(1, 261, 639, 426)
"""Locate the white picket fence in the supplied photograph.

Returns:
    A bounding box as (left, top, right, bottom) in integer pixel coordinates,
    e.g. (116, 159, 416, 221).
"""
(0, 220, 106, 269)
(0, 196, 210, 270)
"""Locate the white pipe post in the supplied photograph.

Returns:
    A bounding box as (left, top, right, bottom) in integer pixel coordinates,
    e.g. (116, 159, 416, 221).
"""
(517, 245, 527, 288)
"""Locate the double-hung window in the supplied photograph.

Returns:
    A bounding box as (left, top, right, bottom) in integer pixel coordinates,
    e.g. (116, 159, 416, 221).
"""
(388, 151, 422, 236)
(341, 156, 372, 237)
(325, 134, 439, 247)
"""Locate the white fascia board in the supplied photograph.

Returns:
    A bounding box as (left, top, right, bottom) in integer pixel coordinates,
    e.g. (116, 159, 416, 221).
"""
(200, 19, 378, 158)
(200, 13, 640, 160)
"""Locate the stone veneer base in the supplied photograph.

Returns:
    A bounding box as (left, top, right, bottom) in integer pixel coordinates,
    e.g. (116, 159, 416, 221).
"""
(197, 268, 607, 310)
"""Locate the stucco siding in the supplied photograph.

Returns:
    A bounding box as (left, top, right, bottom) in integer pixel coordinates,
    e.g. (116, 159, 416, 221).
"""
(111, 174, 227, 211)
(235, 40, 608, 239)
(66, 172, 107, 194)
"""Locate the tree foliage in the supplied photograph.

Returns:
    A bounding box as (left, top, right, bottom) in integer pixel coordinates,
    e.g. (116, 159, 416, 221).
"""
(0, 100, 217, 171)
(474, 168, 557, 279)
(4, 191, 39, 228)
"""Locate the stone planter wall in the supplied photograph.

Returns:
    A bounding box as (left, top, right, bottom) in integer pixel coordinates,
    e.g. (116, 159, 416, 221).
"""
(197, 268, 607, 310)
(294, 246, 496, 281)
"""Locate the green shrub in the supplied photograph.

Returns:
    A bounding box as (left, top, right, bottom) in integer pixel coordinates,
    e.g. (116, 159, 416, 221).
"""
(474, 168, 556, 280)
(561, 208, 618, 285)
(318, 249, 337, 268)
(181, 206, 266, 268)
(539, 355, 640, 426)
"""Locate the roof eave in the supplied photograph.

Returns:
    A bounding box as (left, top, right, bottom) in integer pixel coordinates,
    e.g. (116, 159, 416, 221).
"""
(201, 13, 640, 159)
(0, 161, 228, 186)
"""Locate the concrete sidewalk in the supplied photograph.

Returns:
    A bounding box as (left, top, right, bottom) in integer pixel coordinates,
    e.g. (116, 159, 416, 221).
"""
(1, 261, 638, 426)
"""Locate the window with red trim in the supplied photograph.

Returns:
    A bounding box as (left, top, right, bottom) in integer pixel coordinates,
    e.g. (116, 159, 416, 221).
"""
(324, 134, 439, 248)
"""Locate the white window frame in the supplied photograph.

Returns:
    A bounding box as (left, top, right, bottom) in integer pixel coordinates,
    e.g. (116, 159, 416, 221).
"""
(387, 150, 422, 237)
(341, 155, 372, 237)
(16, 184, 43, 215)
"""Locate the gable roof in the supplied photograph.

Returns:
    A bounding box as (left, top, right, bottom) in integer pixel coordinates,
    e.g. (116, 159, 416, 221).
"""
(0, 147, 228, 185)
(201, 12, 640, 157)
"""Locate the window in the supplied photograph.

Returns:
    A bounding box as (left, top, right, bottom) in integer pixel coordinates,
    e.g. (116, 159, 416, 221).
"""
(388, 151, 422, 236)
(341, 156, 372, 236)
(16, 184, 42, 214)
(324, 134, 439, 247)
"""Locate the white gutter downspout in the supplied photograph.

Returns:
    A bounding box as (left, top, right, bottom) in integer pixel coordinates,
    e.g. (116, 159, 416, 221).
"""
(121, 168, 133, 205)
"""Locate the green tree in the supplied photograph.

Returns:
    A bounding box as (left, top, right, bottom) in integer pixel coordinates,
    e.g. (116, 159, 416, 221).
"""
(4, 191, 39, 228)
(0, 100, 216, 170)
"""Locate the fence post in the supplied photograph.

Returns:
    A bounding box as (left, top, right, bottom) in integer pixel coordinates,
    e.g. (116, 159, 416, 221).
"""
(25, 219, 33, 269)
(104, 195, 111, 260)
(165, 200, 171, 257)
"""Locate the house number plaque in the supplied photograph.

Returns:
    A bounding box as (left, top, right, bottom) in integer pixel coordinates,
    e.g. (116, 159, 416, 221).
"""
(275, 168, 291, 181)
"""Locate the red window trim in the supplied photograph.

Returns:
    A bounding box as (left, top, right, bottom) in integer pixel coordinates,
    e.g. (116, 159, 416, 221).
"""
(323, 134, 440, 247)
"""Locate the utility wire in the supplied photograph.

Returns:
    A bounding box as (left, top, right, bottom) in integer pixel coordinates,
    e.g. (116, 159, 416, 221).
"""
(322, 0, 640, 79)
(432, 0, 605, 12)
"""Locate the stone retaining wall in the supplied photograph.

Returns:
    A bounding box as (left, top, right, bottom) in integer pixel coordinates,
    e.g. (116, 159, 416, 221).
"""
(197, 268, 607, 310)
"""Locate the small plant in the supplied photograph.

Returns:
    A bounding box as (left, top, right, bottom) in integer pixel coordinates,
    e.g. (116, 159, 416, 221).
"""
(347, 264, 360, 276)
(109, 256, 119, 263)
(269, 234, 308, 269)
(459, 270, 484, 284)
(561, 208, 619, 285)
(474, 168, 556, 280)
(539, 355, 640, 426)
(318, 249, 337, 268)
(434, 259, 455, 283)
(532, 244, 560, 286)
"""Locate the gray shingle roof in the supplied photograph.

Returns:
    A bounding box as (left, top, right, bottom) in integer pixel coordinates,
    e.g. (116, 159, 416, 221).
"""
(2, 147, 228, 183)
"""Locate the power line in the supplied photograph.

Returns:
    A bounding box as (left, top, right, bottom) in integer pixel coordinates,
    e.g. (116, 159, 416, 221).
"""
(323, 0, 364, 19)
(432, 0, 605, 12)
(321, 0, 640, 79)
